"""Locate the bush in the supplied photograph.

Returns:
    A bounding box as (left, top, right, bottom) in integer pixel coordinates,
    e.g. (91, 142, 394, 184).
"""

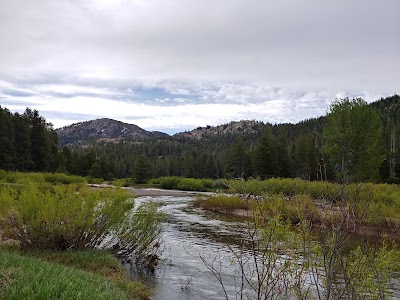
(86, 177, 104, 184)
(43, 173, 87, 185)
(0, 183, 162, 264)
(177, 178, 205, 191)
(158, 176, 181, 190)
(111, 178, 136, 187)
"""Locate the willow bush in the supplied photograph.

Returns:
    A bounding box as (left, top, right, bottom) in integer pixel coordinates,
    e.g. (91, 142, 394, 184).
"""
(0, 182, 161, 265)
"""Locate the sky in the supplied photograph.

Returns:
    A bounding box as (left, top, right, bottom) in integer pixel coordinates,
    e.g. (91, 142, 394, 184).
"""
(0, 0, 399, 134)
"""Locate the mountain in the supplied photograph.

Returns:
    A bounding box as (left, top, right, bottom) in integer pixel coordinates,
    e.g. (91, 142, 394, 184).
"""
(56, 118, 169, 146)
(174, 120, 265, 140)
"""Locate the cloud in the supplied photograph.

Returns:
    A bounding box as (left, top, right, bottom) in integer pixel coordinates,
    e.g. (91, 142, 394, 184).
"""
(0, 0, 398, 133)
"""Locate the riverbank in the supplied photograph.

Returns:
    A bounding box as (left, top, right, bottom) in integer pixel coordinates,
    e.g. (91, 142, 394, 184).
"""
(193, 194, 400, 242)
(0, 248, 150, 300)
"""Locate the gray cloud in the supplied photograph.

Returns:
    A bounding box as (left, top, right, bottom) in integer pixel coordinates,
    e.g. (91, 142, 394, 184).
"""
(0, 0, 398, 132)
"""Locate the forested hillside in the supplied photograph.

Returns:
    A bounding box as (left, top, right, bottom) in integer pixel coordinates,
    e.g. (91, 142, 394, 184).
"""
(1, 95, 399, 183)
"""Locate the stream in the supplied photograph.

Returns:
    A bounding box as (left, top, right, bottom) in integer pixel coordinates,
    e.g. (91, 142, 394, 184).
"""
(128, 194, 247, 300)
(126, 193, 399, 300)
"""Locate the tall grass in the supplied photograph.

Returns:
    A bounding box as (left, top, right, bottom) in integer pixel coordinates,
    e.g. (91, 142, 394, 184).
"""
(0, 250, 147, 300)
(194, 195, 251, 212)
(199, 178, 400, 228)
(0, 170, 87, 186)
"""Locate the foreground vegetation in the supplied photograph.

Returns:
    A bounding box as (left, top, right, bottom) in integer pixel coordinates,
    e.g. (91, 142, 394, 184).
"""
(0, 172, 162, 299)
(0, 249, 149, 300)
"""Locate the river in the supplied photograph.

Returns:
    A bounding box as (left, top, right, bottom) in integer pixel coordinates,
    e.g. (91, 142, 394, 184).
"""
(125, 193, 399, 300)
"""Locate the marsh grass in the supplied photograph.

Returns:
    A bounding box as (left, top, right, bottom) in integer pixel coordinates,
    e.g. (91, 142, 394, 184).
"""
(194, 195, 251, 212)
(0, 170, 87, 186)
(27, 249, 150, 299)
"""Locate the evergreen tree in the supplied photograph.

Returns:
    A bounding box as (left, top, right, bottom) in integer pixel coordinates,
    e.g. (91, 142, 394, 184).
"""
(131, 155, 151, 183)
(226, 138, 250, 178)
(252, 127, 277, 179)
(0, 107, 14, 170)
(13, 113, 32, 170)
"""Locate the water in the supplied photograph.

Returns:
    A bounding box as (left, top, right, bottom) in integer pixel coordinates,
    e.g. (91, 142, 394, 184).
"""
(129, 195, 247, 300)
(127, 195, 400, 300)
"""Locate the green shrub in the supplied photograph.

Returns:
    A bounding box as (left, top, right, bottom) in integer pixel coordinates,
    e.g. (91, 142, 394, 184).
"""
(177, 178, 205, 191)
(86, 176, 104, 184)
(43, 173, 87, 185)
(111, 178, 136, 187)
(201, 179, 214, 189)
(194, 195, 250, 212)
(0, 184, 162, 264)
(158, 176, 181, 189)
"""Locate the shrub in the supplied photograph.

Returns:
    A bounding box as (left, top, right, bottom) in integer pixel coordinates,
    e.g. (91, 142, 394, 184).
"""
(111, 178, 136, 187)
(86, 177, 104, 184)
(43, 173, 87, 185)
(177, 178, 205, 191)
(200, 179, 214, 189)
(158, 176, 181, 190)
(0, 184, 162, 265)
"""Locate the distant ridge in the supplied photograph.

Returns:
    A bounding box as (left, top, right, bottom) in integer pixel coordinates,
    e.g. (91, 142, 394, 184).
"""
(56, 118, 169, 146)
(174, 120, 265, 140)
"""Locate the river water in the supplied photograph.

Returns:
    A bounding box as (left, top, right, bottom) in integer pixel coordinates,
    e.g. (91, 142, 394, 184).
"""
(127, 194, 399, 300)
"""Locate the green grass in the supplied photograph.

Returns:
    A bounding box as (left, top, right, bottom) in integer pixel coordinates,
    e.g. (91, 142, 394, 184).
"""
(0, 170, 87, 186)
(0, 250, 149, 300)
(194, 195, 251, 212)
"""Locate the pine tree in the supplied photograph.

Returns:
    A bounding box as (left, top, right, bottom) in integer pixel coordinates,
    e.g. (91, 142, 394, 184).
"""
(131, 155, 151, 183)
(252, 127, 277, 179)
(0, 107, 14, 170)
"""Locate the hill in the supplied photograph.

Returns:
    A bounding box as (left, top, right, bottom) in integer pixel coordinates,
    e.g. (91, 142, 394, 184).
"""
(56, 118, 169, 146)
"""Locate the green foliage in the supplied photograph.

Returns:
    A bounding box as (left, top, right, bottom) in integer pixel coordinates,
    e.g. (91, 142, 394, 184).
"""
(211, 177, 400, 228)
(158, 176, 181, 189)
(0, 182, 162, 263)
(131, 155, 151, 183)
(25, 249, 150, 299)
(157, 176, 218, 191)
(0, 251, 148, 300)
(323, 97, 384, 183)
(251, 126, 278, 179)
(177, 178, 205, 191)
(194, 195, 250, 212)
(0, 171, 87, 186)
(111, 177, 137, 187)
(0, 184, 130, 250)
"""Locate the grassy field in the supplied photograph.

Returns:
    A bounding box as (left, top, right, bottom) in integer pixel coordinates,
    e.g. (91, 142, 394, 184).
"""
(0, 249, 149, 300)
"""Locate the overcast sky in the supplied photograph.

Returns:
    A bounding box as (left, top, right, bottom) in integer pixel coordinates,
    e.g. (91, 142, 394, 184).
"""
(0, 0, 399, 134)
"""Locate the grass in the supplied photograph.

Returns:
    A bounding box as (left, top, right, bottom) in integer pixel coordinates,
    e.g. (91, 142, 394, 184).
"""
(194, 195, 251, 212)
(0, 249, 149, 300)
(0, 170, 87, 186)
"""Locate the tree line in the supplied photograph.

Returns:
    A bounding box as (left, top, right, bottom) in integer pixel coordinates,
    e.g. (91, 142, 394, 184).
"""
(1, 95, 399, 184)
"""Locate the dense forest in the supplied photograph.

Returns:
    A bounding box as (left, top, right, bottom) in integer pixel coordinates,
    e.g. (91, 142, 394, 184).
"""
(0, 95, 399, 183)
